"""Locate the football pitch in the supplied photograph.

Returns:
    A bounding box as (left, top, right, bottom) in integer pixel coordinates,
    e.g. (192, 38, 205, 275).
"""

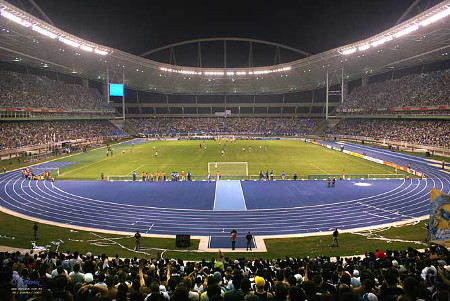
(54, 139, 399, 180)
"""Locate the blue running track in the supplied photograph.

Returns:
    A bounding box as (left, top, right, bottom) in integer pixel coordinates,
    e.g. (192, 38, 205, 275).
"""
(0, 143, 448, 237)
(214, 180, 247, 210)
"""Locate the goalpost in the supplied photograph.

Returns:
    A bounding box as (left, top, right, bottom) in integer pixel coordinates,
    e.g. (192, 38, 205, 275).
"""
(207, 162, 248, 176)
(108, 175, 134, 181)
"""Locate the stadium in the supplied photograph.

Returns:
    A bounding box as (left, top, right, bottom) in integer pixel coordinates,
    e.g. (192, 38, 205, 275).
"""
(0, 0, 449, 300)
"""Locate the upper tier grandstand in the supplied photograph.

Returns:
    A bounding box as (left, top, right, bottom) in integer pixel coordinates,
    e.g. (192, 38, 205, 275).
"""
(0, 1, 450, 301)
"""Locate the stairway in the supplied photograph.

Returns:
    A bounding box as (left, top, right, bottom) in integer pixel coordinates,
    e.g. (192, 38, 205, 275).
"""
(311, 118, 342, 136)
(109, 118, 138, 136)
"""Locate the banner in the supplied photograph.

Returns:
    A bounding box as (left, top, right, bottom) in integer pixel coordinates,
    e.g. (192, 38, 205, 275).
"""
(214, 110, 231, 117)
(307, 140, 425, 178)
(429, 188, 450, 247)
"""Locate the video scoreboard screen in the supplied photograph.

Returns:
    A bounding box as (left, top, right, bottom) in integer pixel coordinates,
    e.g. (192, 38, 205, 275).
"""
(109, 83, 124, 97)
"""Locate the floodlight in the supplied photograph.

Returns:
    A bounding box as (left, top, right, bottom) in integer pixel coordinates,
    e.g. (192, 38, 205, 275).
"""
(1, 9, 31, 27)
(342, 48, 356, 55)
(393, 24, 419, 38)
(59, 37, 79, 48)
(358, 44, 370, 51)
(32, 25, 56, 39)
(371, 35, 393, 47)
(420, 6, 450, 26)
(94, 49, 108, 55)
(80, 45, 93, 52)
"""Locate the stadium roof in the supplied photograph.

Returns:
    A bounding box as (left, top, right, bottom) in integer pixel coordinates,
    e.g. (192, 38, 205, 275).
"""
(0, 0, 449, 95)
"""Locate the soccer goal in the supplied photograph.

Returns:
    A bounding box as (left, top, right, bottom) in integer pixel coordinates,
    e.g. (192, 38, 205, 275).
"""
(107, 175, 135, 181)
(207, 162, 248, 176)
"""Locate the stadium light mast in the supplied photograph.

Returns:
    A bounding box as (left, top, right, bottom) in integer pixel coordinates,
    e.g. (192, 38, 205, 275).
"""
(106, 69, 126, 120)
(325, 72, 329, 119)
(122, 72, 125, 120)
(325, 68, 345, 119)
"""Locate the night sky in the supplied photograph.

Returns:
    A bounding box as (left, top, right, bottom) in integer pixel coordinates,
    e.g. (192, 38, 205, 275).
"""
(5, 0, 444, 65)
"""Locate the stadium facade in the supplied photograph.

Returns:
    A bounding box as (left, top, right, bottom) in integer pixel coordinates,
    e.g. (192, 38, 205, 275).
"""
(0, 0, 449, 119)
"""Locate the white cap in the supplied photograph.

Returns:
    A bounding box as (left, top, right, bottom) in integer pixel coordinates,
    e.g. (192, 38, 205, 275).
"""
(84, 273, 93, 283)
(363, 293, 378, 301)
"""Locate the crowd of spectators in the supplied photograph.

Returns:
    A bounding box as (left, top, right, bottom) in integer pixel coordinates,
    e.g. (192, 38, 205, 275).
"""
(0, 71, 113, 111)
(0, 120, 125, 151)
(129, 118, 320, 136)
(338, 69, 450, 113)
(0, 245, 449, 301)
(328, 119, 449, 148)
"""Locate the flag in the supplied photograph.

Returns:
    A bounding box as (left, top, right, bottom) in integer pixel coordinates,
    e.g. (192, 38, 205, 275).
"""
(429, 188, 450, 247)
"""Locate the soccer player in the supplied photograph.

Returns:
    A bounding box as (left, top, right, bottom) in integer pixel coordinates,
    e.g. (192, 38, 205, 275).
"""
(259, 145, 262, 150)
(123, 149, 125, 155)
(259, 170, 264, 181)
(101, 173, 104, 181)
(214, 162, 218, 169)
(221, 150, 225, 156)
(216, 171, 220, 181)
(281, 171, 286, 180)
(142, 171, 146, 182)
(332, 177, 336, 187)
(270, 170, 274, 181)
(181, 171, 185, 181)
(208, 173, 211, 182)
(293, 172, 297, 180)
(342, 170, 346, 180)
(155, 171, 159, 181)
(162, 172, 166, 181)
(155, 150, 158, 157)
(187, 171, 191, 181)
(204, 146, 207, 151)
(110, 149, 113, 157)
(132, 171, 136, 182)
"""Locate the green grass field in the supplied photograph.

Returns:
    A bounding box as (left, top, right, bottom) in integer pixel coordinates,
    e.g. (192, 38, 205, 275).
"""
(0, 210, 428, 259)
(54, 139, 399, 180)
(0, 139, 433, 258)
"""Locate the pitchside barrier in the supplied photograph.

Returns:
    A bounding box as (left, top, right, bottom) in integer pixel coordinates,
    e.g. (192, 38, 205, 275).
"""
(307, 174, 405, 180)
(107, 174, 407, 181)
(305, 139, 426, 178)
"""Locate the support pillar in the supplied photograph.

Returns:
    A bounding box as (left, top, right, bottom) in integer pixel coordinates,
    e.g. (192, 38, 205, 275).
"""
(81, 78, 89, 88)
(102, 83, 108, 97)
(362, 76, 369, 87)
(325, 71, 329, 119)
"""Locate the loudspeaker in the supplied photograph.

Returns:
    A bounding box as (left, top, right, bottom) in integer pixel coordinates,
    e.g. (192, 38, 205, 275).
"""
(176, 234, 190, 247)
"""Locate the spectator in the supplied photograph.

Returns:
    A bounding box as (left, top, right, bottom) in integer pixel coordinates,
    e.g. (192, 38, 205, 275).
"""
(338, 69, 450, 112)
(328, 119, 449, 149)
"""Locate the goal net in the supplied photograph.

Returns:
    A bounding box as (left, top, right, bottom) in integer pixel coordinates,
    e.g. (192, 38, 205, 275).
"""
(108, 175, 135, 181)
(207, 162, 248, 176)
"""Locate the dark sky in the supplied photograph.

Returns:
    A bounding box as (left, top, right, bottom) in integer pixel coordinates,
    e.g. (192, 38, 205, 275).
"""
(6, 0, 444, 64)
